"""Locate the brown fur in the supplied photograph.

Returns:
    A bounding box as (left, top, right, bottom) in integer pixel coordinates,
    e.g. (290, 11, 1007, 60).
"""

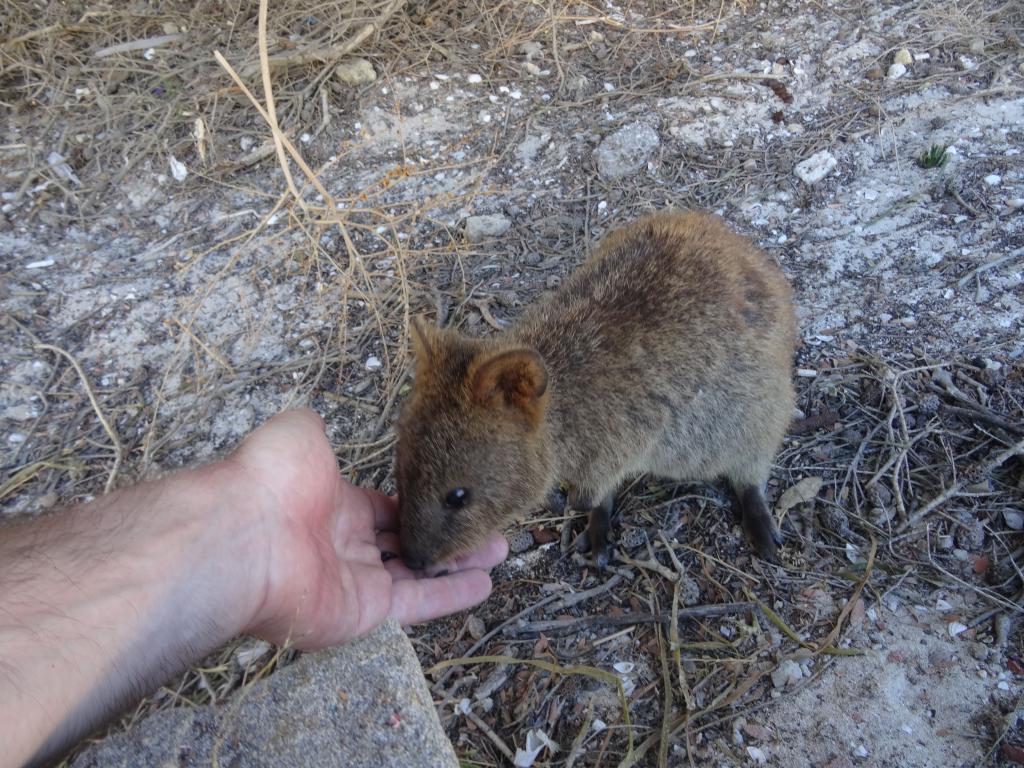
(394, 211, 797, 569)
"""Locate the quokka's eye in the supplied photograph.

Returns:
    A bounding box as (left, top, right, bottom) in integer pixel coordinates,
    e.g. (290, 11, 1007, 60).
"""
(443, 487, 471, 510)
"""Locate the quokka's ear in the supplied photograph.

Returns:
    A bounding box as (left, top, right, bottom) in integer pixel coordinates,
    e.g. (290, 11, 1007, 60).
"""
(468, 348, 548, 424)
(409, 316, 440, 367)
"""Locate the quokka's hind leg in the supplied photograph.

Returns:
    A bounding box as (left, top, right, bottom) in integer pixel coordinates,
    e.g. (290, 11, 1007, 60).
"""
(728, 464, 783, 562)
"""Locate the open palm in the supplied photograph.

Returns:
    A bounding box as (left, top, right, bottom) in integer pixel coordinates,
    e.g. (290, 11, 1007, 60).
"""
(225, 409, 507, 650)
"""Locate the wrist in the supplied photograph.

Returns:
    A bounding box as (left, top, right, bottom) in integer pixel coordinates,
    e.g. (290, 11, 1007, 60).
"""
(158, 459, 271, 641)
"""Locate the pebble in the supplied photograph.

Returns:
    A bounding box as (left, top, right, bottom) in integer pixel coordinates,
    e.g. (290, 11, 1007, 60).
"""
(864, 67, 883, 80)
(594, 122, 660, 181)
(466, 73, 483, 84)
(507, 529, 534, 554)
(523, 251, 542, 266)
(1004, 510, 1024, 530)
(335, 58, 376, 85)
(746, 746, 768, 765)
(794, 150, 837, 185)
(364, 355, 382, 371)
(771, 659, 804, 689)
(887, 62, 907, 79)
(464, 214, 512, 243)
(494, 290, 519, 308)
(893, 48, 914, 66)
(853, 744, 869, 759)
(983, 174, 1002, 186)
(466, 615, 486, 640)
(25, 259, 55, 269)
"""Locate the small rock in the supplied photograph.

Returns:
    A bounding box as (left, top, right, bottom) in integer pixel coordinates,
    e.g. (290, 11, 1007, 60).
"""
(618, 526, 647, 550)
(464, 214, 512, 243)
(523, 251, 543, 266)
(494, 290, 520, 308)
(957, 515, 985, 549)
(594, 122, 660, 180)
(870, 506, 895, 526)
(887, 62, 907, 79)
(984, 174, 1002, 186)
(168, 155, 188, 182)
(747, 746, 768, 764)
(508, 529, 534, 554)
(936, 534, 955, 552)
(680, 577, 701, 606)
(1004, 510, 1024, 530)
(466, 615, 486, 640)
(794, 151, 837, 185)
(893, 48, 914, 65)
(520, 41, 543, 61)
(742, 722, 772, 742)
(771, 659, 804, 689)
(821, 507, 852, 538)
(969, 641, 989, 661)
(335, 58, 376, 85)
(864, 67, 883, 80)
(466, 73, 483, 84)
(853, 744, 869, 759)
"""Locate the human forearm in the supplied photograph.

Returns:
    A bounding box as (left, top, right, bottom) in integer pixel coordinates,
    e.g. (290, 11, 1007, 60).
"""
(0, 464, 258, 768)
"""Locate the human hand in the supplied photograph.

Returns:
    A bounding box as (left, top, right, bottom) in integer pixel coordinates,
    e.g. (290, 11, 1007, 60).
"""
(221, 408, 507, 649)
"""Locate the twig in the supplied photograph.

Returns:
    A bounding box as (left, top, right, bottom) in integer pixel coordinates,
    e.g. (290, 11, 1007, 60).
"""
(36, 343, 123, 493)
(900, 437, 1024, 531)
(957, 248, 1024, 287)
(506, 604, 756, 638)
(462, 703, 515, 761)
(549, 574, 624, 611)
(815, 536, 876, 653)
(238, 24, 375, 79)
(618, 551, 678, 582)
(565, 700, 595, 768)
(430, 593, 561, 693)
(93, 34, 185, 59)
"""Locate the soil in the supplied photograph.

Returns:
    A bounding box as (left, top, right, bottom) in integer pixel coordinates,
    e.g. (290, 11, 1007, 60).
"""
(2, 0, 1023, 766)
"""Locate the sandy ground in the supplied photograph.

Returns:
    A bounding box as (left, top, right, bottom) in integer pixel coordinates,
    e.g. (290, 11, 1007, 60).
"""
(2, 0, 1023, 765)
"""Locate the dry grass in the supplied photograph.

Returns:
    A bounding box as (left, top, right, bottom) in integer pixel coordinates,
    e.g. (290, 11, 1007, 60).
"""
(3, 0, 1024, 766)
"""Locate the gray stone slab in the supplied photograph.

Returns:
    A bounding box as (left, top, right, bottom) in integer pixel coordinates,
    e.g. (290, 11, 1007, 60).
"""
(72, 621, 457, 768)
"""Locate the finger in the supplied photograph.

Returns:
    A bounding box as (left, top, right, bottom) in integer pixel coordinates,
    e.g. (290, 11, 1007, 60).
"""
(365, 489, 399, 531)
(451, 533, 509, 571)
(269, 407, 326, 433)
(389, 570, 493, 626)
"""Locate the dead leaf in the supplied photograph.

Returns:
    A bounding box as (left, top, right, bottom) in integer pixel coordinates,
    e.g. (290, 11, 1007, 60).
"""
(776, 476, 825, 516)
(1003, 743, 1024, 764)
(530, 526, 559, 544)
(850, 597, 866, 627)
